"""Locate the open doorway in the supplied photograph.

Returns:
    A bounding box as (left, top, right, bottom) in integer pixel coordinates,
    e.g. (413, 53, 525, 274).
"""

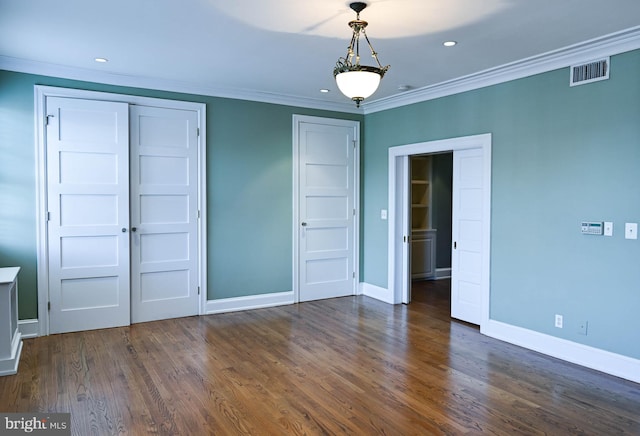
(409, 153, 453, 305)
(387, 134, 491, 327)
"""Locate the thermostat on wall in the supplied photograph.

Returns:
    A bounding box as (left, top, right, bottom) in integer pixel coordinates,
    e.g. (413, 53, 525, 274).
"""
(581, 221, 603, 235)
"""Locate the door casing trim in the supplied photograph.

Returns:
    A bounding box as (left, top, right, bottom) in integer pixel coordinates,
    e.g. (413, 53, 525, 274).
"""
(292, 115, 360, 303)
(34, 85, 208, 336)
(387, 133, 492, 330)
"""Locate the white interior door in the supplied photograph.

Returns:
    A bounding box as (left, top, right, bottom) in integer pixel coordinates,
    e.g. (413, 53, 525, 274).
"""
(451, 148, 484, 324)
(47, 97, 130, 334)
(398, 156, 411, 304)
(296, 118, 358, 302)
(129, 106, 200, 323)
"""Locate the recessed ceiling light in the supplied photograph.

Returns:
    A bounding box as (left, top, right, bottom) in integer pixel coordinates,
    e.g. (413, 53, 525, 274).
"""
(443, 41, 457, 47)
(320, 89, 330, 93)
(94, 57, 108, 63)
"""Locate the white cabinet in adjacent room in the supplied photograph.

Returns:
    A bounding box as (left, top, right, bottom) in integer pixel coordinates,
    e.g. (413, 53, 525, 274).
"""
(411, 230, 437, 279)
(410, 156, 437, 279)
(411, 155, 432, 231)
(0, 267, 22, 376)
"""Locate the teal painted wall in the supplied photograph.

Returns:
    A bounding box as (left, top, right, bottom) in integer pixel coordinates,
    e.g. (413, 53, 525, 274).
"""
(3, 49, 639, 361)
(362, 49, 640, 359)
(0, 72, 37, 319)
(0, 70, 362, 317)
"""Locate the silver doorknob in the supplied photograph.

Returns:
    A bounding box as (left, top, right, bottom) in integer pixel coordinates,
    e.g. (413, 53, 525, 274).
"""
(301, 222, 307, 227)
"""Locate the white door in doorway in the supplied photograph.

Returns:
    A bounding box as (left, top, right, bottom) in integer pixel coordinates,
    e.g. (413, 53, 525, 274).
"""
(451, 148, 484, 324)
(47, 97, 131, 334)
(129, 106, 200, 323)
(295, 117, 358, 302)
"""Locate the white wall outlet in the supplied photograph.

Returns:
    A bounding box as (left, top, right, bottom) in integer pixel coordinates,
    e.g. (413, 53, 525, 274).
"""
(604, 222, 613, 237)
(555, 314, 563, 328)
(578, 320, 589, 335)
(380, 209, 388, 220)
(625, 223, 637, 240)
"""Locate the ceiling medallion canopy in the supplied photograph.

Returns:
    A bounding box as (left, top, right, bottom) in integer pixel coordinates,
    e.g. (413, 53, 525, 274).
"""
(333, 2, 390, 107)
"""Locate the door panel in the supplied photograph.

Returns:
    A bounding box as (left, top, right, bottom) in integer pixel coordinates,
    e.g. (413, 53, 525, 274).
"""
(130, 106, 199, 323)
(451, 148, 484, 324)
(47, 97, 130, 334)
(297, 120, 357, 302)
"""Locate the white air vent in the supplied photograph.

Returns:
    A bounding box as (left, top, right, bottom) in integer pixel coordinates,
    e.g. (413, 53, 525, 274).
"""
(570, 57, 609, 86)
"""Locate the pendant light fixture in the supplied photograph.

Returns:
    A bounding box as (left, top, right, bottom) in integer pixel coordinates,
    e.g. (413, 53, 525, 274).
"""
(334, 2, 389, 107)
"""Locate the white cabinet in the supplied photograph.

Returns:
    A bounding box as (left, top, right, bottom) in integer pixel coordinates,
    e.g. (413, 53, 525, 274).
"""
(411, 230, 437, 279)
(411, 156, 432, 230)
(0, 267, 22, 376)
(410, 156, 437, 279)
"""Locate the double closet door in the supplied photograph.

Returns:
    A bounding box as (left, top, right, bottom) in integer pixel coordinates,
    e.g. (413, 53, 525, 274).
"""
(46, 97, 200, 334)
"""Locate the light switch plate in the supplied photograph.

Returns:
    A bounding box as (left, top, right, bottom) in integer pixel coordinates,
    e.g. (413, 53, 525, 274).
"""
(380, 209, 387, 220)
(604, 222, 613, 236)
(625, 223, 638, 240)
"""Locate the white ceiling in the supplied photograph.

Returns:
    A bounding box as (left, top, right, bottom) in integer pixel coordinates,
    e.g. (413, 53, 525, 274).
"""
(1, 0, 640, 110)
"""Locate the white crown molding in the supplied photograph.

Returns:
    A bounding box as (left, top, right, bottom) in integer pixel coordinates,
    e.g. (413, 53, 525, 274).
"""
(363, 25, 640, 114)
(2, 26, 639, 115)
(0, 56, 360, 114)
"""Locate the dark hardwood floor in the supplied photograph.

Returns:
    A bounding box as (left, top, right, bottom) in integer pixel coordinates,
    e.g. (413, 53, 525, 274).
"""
(1, 280, 639, 435)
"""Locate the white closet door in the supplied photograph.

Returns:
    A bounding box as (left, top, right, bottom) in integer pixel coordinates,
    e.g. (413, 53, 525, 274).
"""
(451, 148, 484, 325)
(129, 106, 200, 323)
(297, 119, 357, 302)
(47, 97, 130, 334)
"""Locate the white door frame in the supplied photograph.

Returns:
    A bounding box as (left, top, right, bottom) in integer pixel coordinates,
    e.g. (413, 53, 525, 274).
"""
(388, 134, 492, 328)
(34, 85, 208, 336)
(292, 115, 360, 303)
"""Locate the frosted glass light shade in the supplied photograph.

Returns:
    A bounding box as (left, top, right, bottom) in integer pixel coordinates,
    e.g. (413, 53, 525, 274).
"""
(335, 70, 381, 100)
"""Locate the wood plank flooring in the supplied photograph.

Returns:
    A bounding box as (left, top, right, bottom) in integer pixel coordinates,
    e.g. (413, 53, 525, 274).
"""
(1, 280, 639, 435)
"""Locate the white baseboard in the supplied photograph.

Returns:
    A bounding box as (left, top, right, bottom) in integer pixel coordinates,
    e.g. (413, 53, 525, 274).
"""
(482, 319, 640, 384)
(205, 291, 294, 315)
(0, 332, 22, 376)
(17, 294, 297, 334)
(19, 291, 638, 383)
(410, 268, 451, 281)
(358, 282, 639, 384)
(435, 268, 451, 279)
(18, 319, 39, 339)
(360, 282, 394, 304)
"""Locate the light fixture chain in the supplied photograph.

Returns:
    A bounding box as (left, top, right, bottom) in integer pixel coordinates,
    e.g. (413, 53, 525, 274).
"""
(355, 31, 361, 66)
(362, 31, 385, 70)
(333, 2, 390, 107)
(348, 33, 357, 63)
